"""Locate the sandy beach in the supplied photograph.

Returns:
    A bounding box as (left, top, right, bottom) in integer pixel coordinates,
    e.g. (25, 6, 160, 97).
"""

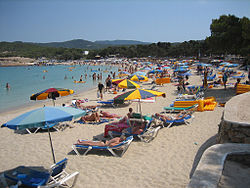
(0, 67, 244, 188)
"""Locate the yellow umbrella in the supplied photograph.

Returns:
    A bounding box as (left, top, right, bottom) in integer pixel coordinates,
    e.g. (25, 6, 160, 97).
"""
(129, 75, 149, 82)
(118, 79, 140, 89)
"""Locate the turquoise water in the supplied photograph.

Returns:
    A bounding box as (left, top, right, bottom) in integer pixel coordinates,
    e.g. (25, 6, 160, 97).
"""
(0, 64, 118, 112)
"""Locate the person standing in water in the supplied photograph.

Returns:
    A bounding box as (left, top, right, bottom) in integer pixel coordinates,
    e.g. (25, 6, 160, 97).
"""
(6, 83, 10, 89)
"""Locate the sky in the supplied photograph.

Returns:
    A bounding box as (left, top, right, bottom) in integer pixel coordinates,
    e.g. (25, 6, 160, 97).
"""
(0, 0, 250, 43)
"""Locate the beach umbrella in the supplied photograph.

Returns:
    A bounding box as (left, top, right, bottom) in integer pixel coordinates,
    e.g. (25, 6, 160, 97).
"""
(141, 67, 152, 71)
(2, 106, 86, 163)
(162, 66, 170, 69)
(118, 71, 130, 75)
(129, 75, 149, 82)
(30, 88, 74, 106)
(149, 69, 163, 74)
(112, 78, 125, 85)
(220, 62, 230, 66)
(131, 71, 147, 76)
(118, 79, 140, 89)
(114, 89, 165, 121)
(114, 89, 165, 102)
(174, 67, 187, 72)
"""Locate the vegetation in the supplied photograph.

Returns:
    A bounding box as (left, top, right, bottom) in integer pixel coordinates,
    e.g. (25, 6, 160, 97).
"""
(0, 14, 249, 61)
(0, 41, 84, 60)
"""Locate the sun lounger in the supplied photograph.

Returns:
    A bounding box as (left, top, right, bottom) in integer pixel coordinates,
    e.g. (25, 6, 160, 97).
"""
(97, 99, 115, 107)
(72, 136, 133, 157)
(207, 74, 216, 81)
(108, 119, 161, 143)
(3, 158, 79, 188)
(158, 113, 194, 128)
(232, 73, 245, 79)
(164, 104, 198, 113)
(25, 123, 60, 134)
(76, 118, 110, 125)
(97, 99, 128, 108)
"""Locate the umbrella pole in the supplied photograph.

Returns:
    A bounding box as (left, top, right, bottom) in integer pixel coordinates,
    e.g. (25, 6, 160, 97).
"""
(139, 100, 143, 126)
(52, 99, 55, 106)
(48, 128, 56, 164)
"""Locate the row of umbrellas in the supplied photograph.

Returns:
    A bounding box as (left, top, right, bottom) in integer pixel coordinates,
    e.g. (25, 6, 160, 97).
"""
(2, 84, 165, 163)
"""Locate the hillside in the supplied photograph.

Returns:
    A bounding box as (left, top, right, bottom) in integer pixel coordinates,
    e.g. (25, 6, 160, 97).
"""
(35, 39, 150, 49)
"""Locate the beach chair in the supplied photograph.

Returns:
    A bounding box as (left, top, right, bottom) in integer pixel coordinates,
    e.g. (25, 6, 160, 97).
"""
(97, 99, 129, 108)
(207, 74, 216, 81)
(158, 112, 194, 128)
(97, 99, 116, 107)
(164, 104, 198, 113)
(3, 158, 79, 188)
(72, 136, 133, 157)
(232, 73, 245, 79)
(108, 119, 161, 143)
(25, 123, 60, 134)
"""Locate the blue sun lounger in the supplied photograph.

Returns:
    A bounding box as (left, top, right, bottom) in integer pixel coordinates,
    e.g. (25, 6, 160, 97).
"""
(97, 99, 115, 107)
(232, 73, 245, 79)
(160, 114, 194, 128)
(72, 136, 133, 157)
(3, 158, 79, 188)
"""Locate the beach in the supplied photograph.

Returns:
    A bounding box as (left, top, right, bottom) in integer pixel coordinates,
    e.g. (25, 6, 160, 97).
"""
(0, 67, 243, 188)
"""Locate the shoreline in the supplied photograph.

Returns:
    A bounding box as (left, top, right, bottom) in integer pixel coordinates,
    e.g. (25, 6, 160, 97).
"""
(0, 86, 98, 116)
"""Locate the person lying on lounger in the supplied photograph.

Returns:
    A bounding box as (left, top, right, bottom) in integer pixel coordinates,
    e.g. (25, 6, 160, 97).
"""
(154, 111, 191, 121)
(75, 135, 126, 147)
(122, 123, 145, 135)
(99, 111, 121, 118)
(74, 100, 99, 111)
(81, 112, 100, 122)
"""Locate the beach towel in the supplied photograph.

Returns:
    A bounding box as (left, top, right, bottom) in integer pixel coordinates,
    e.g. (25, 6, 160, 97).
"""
(76, 118, 110, 125)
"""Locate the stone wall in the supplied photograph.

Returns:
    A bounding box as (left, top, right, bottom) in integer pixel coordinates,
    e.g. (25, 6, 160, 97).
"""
(217, 119, 250, 144)
(217, 92, 250, 144)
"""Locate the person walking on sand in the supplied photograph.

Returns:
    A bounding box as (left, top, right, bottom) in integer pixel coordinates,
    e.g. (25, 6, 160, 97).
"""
(98, 82, 104, 100)
(105, 75, 112, 92)
(222, 72, 228, 89)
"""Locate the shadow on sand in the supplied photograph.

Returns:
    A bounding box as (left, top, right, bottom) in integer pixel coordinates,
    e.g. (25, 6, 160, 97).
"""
(204, 87, 236, 103)
(189, 134, 218, 178)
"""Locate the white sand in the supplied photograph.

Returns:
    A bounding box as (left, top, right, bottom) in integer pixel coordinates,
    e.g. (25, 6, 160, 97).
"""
(0, 69, 240, 188)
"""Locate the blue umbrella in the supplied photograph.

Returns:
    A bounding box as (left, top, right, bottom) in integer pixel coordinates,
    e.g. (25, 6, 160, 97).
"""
(141, 67, 151, 71)
(174, 67, 187, 72)
(131, 71, 147, 76)
(2, 106, 86, 163)
(3, 106, 86, 130)
(149, 69, 163, 74)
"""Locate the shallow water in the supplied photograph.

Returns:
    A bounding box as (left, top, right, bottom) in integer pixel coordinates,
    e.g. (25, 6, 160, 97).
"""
(0, 64, 118, 112)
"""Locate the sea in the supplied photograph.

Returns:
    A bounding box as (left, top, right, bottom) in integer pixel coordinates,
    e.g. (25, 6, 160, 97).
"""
(0, 64, 119, 113)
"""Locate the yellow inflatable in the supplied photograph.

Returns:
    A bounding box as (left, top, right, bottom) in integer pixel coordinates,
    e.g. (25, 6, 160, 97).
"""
(236, 84, 250, 94)
(155, 77, 171, 85)
(173, 97, 217, 112)
(74, 81, 86, 83)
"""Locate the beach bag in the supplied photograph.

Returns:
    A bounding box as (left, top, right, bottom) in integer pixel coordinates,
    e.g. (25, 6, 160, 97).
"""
(97, 91, 100, 98)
